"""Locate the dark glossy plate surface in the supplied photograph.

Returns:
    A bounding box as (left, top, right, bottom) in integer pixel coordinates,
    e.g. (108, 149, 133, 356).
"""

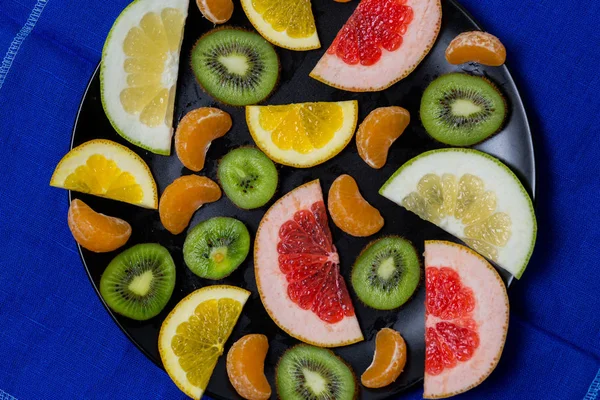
(70, 0, 535, 398)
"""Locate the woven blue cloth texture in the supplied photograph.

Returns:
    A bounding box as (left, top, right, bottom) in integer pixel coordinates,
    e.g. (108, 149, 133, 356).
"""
(0, 0, 599, 398)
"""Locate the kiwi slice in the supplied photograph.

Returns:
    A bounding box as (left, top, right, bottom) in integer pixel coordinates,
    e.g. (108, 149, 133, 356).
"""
(99, 243, 175, 321)
(218, 147, 278, 209)
(191, 28, 280, 106)
(277, 345, 357, 400)
(183, 217, 250, 279)
(351, 237, 420, 310)
(420, 73, 507, 146)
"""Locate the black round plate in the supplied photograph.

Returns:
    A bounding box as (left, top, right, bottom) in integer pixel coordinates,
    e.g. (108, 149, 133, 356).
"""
(70, 0, 535, 398)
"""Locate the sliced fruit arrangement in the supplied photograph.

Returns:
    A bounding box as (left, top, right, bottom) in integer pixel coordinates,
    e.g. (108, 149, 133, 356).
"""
(218, 147, 278, 209)
(446, 31, 506, 66)
(100, 243, 176, 320)
(197, 0, 233, 24)
(356, 106, 410, 169)
(424, 241, 509, 398)
(175, 107, 232, 172)
(310, 0, 442, 91)
(328, 174, 384, 237)
(240, 0, 320, 50)
(276, 345, 357, 400)
(351, 237, 420, 310)
(255, 180, 363, 347)
(379, 148, 537, 278)
(247, 101, 358, 168)
(420, 73, 506, 146)
(226, 334, 271, 400)
(191, 28, 280, 106)
(184, 217, 251, 279)
(159, 175, 221, 235)
(50, 139, 158, 209)
(361, 328, 407, 388)
(101, 0, 188, 154)
(68, 199, 131, 253)
(159, 285, 250, 399)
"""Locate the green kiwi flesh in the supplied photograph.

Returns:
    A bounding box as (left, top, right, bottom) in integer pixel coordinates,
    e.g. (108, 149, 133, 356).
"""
(191, 28, 280, 106)
(276, 345, 357, 400)
(100, 243, 176, 321)
(183, 217, 250, 279)
(218, 147, 278, 209)
(351, 237, 420, 310)
(420, 73, 506, 146)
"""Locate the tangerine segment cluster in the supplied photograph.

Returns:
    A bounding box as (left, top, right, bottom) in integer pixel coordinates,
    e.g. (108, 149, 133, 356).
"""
(277, 201, 355, 324)
(425, 266, 479, 376)
(226, 334, 271, 400)
(445, 31, 506, 66)
(361, 328, 407, 388)
(251, 0, 317, 38)
(328, 0, 414, 66)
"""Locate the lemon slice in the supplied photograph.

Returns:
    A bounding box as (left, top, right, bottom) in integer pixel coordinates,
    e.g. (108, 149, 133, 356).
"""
(246, 101, 358, 168)
(380, 148, 537, 279)
(50, 139, 158, 209)
(159, 285, 250, 399)
(101, 0, 189, 155)
(240, 0, 320, 50)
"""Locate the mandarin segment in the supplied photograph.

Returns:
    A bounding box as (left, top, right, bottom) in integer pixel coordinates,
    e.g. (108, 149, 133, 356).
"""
(445, 31, 506, 66)
(361, 328, 407, 388)
(159, 175, 221, 234)
(175, 108, 232, 172)
(328, 174, 384, 237)
(197, 0, 234, 24)
(356, 106, 410, 169)
(226, 334, 271, 400)
(67, 199, 131, 253)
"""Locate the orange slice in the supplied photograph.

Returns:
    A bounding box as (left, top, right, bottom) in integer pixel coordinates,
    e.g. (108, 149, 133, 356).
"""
(197, 0, 234, 24)
(328, 174, 384, 237)
(175, 108, 232, 172)
(226, 334, 271, 400)
(67, 199, 131, 253)
(356, 106, 410, 169)
(445, 31, 506, 66)
(361, 328, 407, 388)
(159, 175, 221, 234)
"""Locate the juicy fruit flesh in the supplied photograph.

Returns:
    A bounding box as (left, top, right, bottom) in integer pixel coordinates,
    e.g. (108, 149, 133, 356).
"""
(259, 103, 343, 154)
(67, 199, 131, 253)
(361, 328, 407, 388)
(356, 106, 410, 169)
(252, 0, 316, 38)
(327, 0, 414, 66)
(328, 174, 384, 237)
(120, 8, 184, 128)
(446, 31, 507, 66)
(197, 0, 234, 24)
(277, 201, 355, 324)
(226, 334, 271, 400)
(402, 173, 511, 261)
(171, 297, 243, 389)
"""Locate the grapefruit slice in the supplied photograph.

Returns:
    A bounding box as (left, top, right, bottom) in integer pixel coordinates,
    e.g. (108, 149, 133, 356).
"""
(424, 241, 509, 399)
(310, 0, 442, 92)
(254, 180, 363, 347)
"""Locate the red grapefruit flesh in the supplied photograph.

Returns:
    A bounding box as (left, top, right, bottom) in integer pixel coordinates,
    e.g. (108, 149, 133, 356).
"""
(310, 0, 442, 92)
(255, 180, 363, 347)
(424, 240, 509, 399)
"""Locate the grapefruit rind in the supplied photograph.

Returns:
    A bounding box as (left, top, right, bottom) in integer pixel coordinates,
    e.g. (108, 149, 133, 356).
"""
(423, 240, 509, 399)
(254, 180, 364, 347)
(379, 148, 537, 279)
(158, 285, 250, 399)
(310, 0, 442, 92)
(50, 139, 158, 209)
(246, 101, 358, 168)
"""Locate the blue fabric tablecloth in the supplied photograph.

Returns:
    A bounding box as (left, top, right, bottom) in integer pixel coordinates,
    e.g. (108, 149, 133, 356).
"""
(0, 0, 599, 398)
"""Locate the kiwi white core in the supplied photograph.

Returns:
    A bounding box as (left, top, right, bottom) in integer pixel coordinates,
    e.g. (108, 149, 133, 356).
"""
(219, 54, 249, 75)
(302, 369, 327, 394)
(128, 270, 154, 296)
(377, 257, 396, 280)
(451, 99, 481, 116)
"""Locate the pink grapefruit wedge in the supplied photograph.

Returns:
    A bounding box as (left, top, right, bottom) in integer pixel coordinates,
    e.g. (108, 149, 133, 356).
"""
(254, 180, 363, 347)
(424, 240, 509, 398)
(310, 0, 442, 92)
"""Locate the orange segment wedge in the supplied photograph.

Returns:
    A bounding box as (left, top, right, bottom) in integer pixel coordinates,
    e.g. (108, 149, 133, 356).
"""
(159, 175, 221, 234)
(328, 174, 384, 237)
(226, 334, 271, 400)
(67, 199, 131, 253)
(445, 31, 506, 66)
(362, 328, 407, 388)
(196, 0, 234, 24)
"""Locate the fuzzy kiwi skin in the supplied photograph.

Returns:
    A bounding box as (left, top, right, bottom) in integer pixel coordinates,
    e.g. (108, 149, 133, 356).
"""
(190, 26, 281, 107)
(275, 344, 359, 400)
(419, 73, 508, 147)
(351, 236, 423, 311)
